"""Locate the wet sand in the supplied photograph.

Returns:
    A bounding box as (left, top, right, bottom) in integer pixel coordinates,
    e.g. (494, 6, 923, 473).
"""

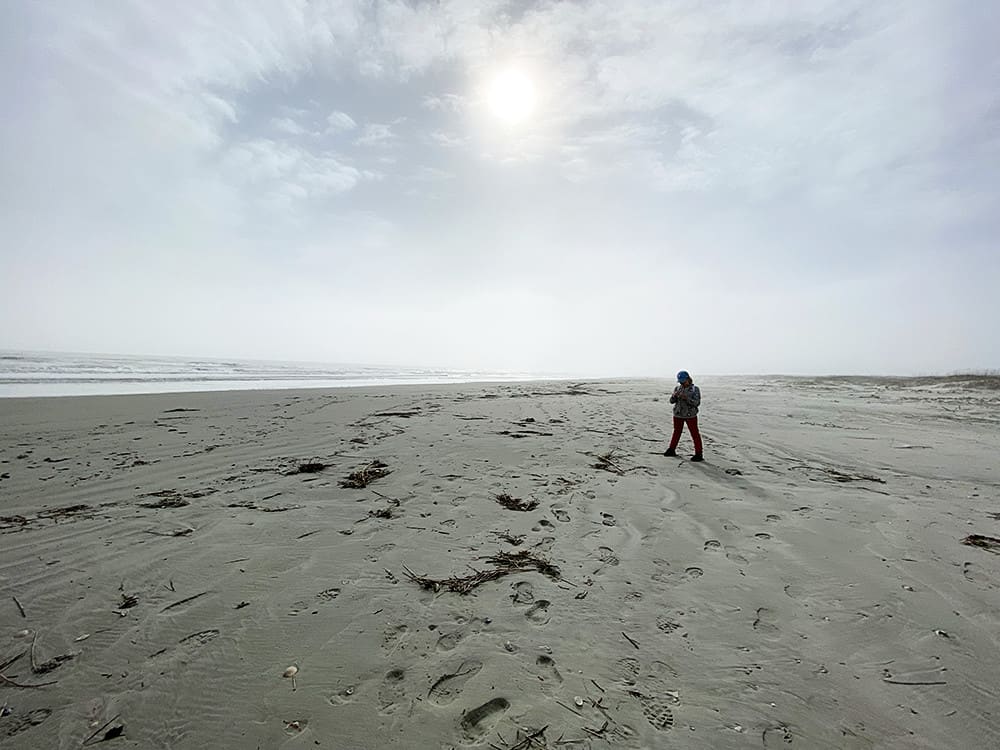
(1, 377, 999, 748)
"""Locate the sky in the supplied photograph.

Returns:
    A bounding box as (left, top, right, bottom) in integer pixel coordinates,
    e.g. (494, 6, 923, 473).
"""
(1, 1, 998, 377)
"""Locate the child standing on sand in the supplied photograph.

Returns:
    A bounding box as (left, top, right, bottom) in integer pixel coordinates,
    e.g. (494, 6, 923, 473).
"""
(665, 370, 704, 462)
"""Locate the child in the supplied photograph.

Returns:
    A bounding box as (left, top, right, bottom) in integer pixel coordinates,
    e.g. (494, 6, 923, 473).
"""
(665, 370, 703, 461)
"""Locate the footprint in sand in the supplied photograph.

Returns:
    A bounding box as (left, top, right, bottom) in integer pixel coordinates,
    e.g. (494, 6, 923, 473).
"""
(630, 691, 676, 732)
(382, 624, 410, 653)
(534, 536, 556, 552)
(289, 588, 338, 616)
(765, 514, 781, 523)
(753, 607, 779, 634)
(613, 656, 641, 686)
(552, 508, 571, 523)
(755, 532, 772, 541)
(656, 616, 682, 633)
(511, 581, 535, 605)
(704, 539, 722, 551)
(725, 548, 748, 564)
(149, 629, 220, 664)
(0, 708, 52, 739)
(534, 519, 555, 531)
(722, 520, 741, 532)
(178, 629, 219, 649)
(460, 697, 510, 744)
(534, 654, 564, 685)
(762, 724, 794, 746)
(595, 546, 620, 566)
(646, 659, 680, 683)
(377, 668, 407, 714)
(328, 685, 358, 705)
(435, 630, 466, 652)
(525, 600, 551, 625)
(962, 562, 996, 590)
(601, 512, 617, 527)
(288, 600, 315, 616)
(679, 566, 704, 583)
(429, 659, 483, 705)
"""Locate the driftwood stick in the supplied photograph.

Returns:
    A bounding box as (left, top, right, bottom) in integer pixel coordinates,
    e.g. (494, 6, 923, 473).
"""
(0, 672, 58, 689)
(882, 678, 947, 686)
(160, 591, 210, 613)
(0, 650, 26, 672)
(554, 700, 583, 717)
(12, 595, 26, 618)
(82, 714, 122, 746)
(621, 631, 640, 649)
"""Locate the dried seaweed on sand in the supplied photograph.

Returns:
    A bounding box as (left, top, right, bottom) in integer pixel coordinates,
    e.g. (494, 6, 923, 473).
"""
(340, 460, 391, 488)
(402, 550, 561, 595)
(491, 530, 525, 546)
(494, 493, 539, 512)
(592, 448, 627, 475)
(285, 461, 327, 475)
(962, 534, 1000, 553)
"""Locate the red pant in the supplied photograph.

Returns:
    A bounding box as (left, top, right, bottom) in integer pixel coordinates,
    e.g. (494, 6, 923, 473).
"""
(669, 417, 702, 454)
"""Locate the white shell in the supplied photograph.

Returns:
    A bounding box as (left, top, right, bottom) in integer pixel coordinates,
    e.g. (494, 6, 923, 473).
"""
(573, 696, 584, 707)
(283, 666, 299, 678)
(15, 629, 30, 638)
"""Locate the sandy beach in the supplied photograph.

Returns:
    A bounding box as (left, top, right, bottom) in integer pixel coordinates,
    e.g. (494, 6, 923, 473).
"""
(1, 377, 999, 749)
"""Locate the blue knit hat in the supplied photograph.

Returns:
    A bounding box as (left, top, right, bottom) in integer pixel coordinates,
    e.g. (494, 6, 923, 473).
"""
(677, 370, 690, 383)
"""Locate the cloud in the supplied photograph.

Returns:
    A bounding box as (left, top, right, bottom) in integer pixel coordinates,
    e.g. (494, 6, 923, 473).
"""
(271, 117, 308, 136)
(223, 138, 366, 206)
(326, 110, 358, 133)
(355, 123, 395, 146)
(427, 131, 468, 148)
(422, 94, 465, 113)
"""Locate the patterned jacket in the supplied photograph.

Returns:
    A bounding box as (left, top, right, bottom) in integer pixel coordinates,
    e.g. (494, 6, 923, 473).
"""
(670, 383, 701, 419)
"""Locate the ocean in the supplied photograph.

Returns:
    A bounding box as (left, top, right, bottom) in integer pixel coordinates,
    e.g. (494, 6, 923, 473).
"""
(0, 351, 551, 398)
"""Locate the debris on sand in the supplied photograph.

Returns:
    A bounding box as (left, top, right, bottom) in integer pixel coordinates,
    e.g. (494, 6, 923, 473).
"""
(591, 449, 627, 475)
(29, 633, 78, 675)
(491, 530, 526, 546)
(140, 495, 189, 509)
(790, 464, 885, 484)
(228, 500, 300, 513)
(962, 534, 1000, 553)
(402, 550, 561, 595)
(2, 504, 97, 533)
(340, 460, 391, 489)
(285, 461, 327, 475)
(494, 493, 539, 512)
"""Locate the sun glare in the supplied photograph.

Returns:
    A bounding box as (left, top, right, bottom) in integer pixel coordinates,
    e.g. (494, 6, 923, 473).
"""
(487, 68, 537, 125)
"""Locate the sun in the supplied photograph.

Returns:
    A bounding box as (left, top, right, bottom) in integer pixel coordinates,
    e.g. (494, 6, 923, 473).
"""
(487, 68, 537, 125)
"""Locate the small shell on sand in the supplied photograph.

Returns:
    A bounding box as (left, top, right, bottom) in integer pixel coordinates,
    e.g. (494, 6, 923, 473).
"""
(15, 629, 31, 638)
(283, 666, 299, 678)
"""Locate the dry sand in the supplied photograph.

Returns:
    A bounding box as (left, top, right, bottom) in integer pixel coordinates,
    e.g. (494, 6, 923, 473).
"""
(1, 377, 999, 749)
